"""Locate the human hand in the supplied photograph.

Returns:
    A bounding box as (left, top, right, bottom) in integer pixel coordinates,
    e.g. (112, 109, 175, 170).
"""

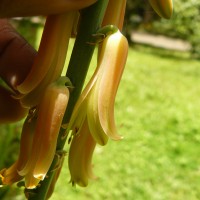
(0, 19, 36, 89)
(0, 19, 36, 123)
(0, 0, 97, 17)
(0, 0, 98, 93)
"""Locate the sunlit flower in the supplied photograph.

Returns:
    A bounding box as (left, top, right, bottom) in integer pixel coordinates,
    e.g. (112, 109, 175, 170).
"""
(148, 0, 173, 19)
(68, 119, 96, 187)
(0, 117, 36, 186)
(19, 77, 69, 188)
(0, 77, 69, 189)
(102, 0, 127, 31)
(17, 12, 76, 108)
(66, 30, 128, 186)
(67, 30, 128, 145)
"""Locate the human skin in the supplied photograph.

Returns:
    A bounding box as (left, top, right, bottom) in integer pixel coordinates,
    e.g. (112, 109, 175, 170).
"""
(0, 0, 97, 88)
(0, 19, 36, 89)
(0, 0, 97, 17)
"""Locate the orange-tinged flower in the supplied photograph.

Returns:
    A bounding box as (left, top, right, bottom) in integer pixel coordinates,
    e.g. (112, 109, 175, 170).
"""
(17, 12, 75, 95)
(88, 30, 128, 142)
(0, 163, 22, 186)
(102, 0, 127, 30)
(18, 77, 69, 188)
(66, 30, 128, 146)
(16, 12, 76, 109)
(0, 0, 97, 17)
(0, 117, 36, 186)
(0, 77, 70, 189)
(32, 79, 69, 180)
(66, 30, 128, 187)
(148, 0, 173, 19)
(17, 117, 36, 172)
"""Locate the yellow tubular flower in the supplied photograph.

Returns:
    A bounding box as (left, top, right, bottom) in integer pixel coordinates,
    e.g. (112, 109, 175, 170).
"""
(19, 12, 75, 108)
(18, 77, 69, 189)
(0, 163, 22, 185)
(0, 85, 28, 124)
(24, 172, 41, 189)
(0, 118, 36, 185)
(64, 68, 99, 139)
(66, 66, 108, 146)
(102, 0, 127, 30)
(67, 30, 128, 147)
(0, 0, 97, 17)
(148, 0, 173, 19)
(87, 30, 128, 144)
(17, 12, 75, 95)
(68, 119, 96, 187)
(17, 118, 36, 172)
(90, 30, 128, 142)
(33, 79, 69, 180)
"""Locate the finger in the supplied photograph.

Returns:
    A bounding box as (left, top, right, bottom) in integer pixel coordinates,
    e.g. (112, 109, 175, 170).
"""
(0, 0, 97, 17)
(0, 19, 36, 89)
(0, 85, 28, 124)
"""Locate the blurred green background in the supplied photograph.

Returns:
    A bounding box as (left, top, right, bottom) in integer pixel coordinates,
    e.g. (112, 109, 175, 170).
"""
(1, 0, 200, 199)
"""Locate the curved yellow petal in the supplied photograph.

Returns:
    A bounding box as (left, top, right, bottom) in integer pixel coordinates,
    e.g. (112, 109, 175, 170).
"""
(148, 0, 173, 19)
(68, 119, 96, 187)
(87, 85, 108, 146)
(102, 0, 127, 30)
(0, 162, 23, 185)
(65, 67, 99, 138)
(0, 117, 36, 186)
(17, 12, 76, 95)
(17, 117, 36, 172)
(95, 31, 128, 141)
(33, 79, 69, 180)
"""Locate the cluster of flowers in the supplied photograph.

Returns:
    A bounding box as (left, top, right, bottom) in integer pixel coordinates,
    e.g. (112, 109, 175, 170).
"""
(0, 0, 173, 197)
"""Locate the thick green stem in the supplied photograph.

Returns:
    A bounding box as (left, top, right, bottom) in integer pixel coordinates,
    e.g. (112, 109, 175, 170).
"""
(28, 1, 109, 199)
(63, 0, 109, 124)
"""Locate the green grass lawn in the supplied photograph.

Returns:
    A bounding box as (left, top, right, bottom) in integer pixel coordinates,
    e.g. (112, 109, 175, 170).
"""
(50, 45, 200, 200)
(1, 34, 200, 199)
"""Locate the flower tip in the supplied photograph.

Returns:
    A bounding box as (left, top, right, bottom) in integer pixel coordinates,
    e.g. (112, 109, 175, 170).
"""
(70, 178, 88, 187)
(76, 179, 88, 187)
(33, 174, 45, 181)
(148, 0, 173, 19)
(0, 174, 4, 186)
(26, 185, 37, 189)
(114, 135, 123, 141)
